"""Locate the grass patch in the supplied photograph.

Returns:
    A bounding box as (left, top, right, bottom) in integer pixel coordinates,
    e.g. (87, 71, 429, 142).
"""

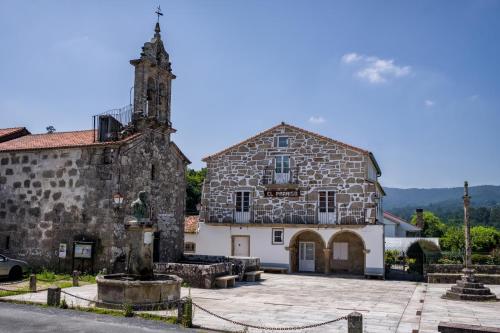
(137, 312, 177, 324)
(73, 306, 124, 317)
(36, 270, 71, 282)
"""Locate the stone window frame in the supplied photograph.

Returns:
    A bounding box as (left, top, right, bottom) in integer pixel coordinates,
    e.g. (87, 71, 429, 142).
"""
(184, 242, 196, 253)
(275, 136, 290, 148)
(272, 228, 284, 245)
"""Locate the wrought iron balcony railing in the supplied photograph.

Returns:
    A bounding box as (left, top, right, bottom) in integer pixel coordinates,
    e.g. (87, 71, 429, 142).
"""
(262, 166, 300, 185)
(203, 206, 367, 225)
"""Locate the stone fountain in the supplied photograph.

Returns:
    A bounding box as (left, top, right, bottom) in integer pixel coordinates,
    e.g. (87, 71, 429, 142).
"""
(96, 191, 182, 310)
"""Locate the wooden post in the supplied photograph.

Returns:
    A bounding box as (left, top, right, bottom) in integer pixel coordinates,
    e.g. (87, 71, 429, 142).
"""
(47, 287, 61, 307)
(72, 271, 79, 287)
(177, 299, 185, 324)
(29, 274, 36, 292)
(348, 312, 363, 333)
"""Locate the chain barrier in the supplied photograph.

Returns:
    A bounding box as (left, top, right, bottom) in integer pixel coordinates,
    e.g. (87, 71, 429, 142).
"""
(192, 301, 348, 331)
(60, 289, 183, 308)
(0, 286, 50, 294)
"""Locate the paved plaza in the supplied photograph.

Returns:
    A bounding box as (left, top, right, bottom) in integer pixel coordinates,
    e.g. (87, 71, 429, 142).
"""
(2, 273, 500, 333)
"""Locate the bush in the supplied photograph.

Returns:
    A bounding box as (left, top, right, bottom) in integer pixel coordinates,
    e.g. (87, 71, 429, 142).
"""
(384, 250, 399, 268)
(123, 303, 134, 317)
(437, 258, 462, 264)
(471, 254, 495, 265)
(60, 298, 68, 309)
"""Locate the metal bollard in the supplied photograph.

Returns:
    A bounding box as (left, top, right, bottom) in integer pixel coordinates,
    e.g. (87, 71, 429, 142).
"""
(72, 271, 79, 287)
(29, 274, 36, 292)
(47, 287, 61, 307)
(348, 312, 363, 333)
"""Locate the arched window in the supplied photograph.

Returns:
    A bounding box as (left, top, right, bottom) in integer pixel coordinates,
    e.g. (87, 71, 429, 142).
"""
(158, 83, 165, 106)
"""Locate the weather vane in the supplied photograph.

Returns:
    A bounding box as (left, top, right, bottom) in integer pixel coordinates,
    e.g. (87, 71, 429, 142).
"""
(155, 5, 163, 23)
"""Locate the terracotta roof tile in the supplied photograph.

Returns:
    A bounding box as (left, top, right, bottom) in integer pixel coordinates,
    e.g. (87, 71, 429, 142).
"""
(0, 127, 26, 138)
(0, 129, 141, 152)
(184, 215, 199, 233)
(202, 122, 370, 161)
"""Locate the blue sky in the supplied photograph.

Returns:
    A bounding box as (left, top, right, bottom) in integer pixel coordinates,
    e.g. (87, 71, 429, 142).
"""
(1, 1, 499, 188)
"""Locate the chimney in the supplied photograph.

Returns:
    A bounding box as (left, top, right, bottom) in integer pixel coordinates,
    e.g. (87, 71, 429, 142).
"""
(416, 208, 424, 230)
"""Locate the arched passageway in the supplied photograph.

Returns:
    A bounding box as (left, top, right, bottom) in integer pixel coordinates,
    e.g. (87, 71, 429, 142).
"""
(289, 230, 326, 273)
(328, 231, 365, 275)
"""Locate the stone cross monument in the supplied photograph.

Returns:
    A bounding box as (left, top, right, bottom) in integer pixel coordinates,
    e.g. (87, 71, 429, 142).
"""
(443, 181, 497, 301)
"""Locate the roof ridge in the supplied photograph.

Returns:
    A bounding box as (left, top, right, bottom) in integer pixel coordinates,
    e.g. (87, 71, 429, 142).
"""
(0, 127, 25, 131)
(202, 122, 370, 161)
(24, 129, 95, 137)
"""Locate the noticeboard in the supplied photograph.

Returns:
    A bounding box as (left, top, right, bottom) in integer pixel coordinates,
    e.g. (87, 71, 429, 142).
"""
(74, 242, 93, 259)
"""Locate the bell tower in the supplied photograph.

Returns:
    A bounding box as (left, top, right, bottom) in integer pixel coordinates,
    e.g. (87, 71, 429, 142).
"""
(130, 14, 175, 131)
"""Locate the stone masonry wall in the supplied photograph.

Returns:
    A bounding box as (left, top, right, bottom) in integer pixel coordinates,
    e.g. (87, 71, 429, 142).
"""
(201, 125, 379, 222)
(0, 130, 186, 272)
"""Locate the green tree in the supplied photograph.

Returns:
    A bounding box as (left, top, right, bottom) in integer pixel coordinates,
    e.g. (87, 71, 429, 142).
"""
(186, 168, 207, 214)
(471, 226, 499, 252)
(411, 211, 446, 237)
(440, 225, 499, 253)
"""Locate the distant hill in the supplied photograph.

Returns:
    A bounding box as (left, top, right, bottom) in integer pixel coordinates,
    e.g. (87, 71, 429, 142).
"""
(383, 185, 500, 228)
(384, 185, 500, 210)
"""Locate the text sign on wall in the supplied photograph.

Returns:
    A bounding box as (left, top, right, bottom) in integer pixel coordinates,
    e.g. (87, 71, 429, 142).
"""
(74, 243, 93, 259)
(264, 189, 300, 198)
(58, 243, 67, 259)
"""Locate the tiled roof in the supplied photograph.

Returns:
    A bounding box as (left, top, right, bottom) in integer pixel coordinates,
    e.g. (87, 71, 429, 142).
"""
(0, 129, 141, 152)
(201, 122, 381, 175)
(184, 215, 199, 233)
(202, 122, 370, 161)
(383, 212, 421, 230)
(0, 127, 26, 138)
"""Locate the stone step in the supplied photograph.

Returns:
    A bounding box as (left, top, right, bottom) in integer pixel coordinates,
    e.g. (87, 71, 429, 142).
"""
(445, 291, 497, 301)
(455, 280, 485, 289)
(451, 286, 492, 295)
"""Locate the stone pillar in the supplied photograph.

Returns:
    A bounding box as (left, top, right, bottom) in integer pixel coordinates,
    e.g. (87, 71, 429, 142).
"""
(462, 181, 475, 283)
(29, 274, 36, 292)
(415, 209, 424, 231)
(47, 287, 61, 307)
(348, 312, 363, 333)
(125, 220, 155, 278)
(72, 271, 79, 287)
(323, 248, 331, 274)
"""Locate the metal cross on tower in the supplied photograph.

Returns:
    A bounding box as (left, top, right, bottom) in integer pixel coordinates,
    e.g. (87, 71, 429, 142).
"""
(155, 5, 163, 23)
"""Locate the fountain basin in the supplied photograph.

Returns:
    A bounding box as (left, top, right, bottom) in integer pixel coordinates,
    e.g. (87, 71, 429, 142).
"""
(96, 273, 182, 310)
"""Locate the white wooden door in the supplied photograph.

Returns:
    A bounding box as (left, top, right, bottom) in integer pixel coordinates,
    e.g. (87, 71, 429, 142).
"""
(235, 191, 250, 223)
(232, 236, 250, 257)
(299, 242, 315, 272)
(318, 191, 336, 224)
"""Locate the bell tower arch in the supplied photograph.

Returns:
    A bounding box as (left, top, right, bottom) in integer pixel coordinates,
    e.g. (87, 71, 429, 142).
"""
(130, 21, 175, 131)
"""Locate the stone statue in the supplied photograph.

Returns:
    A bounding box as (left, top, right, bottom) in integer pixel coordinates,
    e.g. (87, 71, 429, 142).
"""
(131, 191, 149, 220)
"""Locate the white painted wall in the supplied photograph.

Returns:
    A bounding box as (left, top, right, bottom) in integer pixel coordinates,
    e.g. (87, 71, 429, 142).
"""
(187, 223, 384, 275)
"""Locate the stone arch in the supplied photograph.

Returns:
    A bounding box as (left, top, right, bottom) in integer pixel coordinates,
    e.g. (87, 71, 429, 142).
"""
(146, 78, 157, 116)
(289, 229, 326, 273)
(327, 230, 366, 275)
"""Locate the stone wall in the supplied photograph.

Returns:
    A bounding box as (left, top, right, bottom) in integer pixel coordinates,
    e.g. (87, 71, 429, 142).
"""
(154, 261, 233, 289)
(0, 130, 186, 272)
(201, 124, 379, 223)
(425, 264, 500, 275)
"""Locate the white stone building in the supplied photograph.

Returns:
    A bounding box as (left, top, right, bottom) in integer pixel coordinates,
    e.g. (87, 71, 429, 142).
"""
(189, 123, 385, 277)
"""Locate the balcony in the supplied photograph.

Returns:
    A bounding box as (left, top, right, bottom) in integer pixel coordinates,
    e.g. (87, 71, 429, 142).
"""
(262, 166, 299, 186)
(203, 206, 368, 225)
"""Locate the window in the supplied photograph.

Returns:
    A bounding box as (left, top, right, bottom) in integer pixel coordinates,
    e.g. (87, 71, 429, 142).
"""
(277, 136, 289, 148)
(275, 156, 290, 174)
(235, 192, 250, 212)
(318, 191, 335, 213)
(272, 228, 284, 245)
(184, 242, 196, 253)
(333, 242, 348, 260)
(367, 160, 377, 181)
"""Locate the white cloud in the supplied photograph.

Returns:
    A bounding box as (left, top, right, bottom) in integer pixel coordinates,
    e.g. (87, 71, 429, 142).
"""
(341, 53, 362, 64)
(341, 53, 411, 84)
(424, 99, 435, 107)
(309, 116, 326, 124)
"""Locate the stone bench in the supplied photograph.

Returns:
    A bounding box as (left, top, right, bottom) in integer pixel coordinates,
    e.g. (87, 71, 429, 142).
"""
(215, 275, 239, 288)
(262, 266, 288, 274)
(244, 270, 264, 282)
(439, 322, 500, 333)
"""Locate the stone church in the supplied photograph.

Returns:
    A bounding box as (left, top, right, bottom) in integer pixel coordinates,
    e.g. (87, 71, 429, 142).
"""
(0, 22, 189, 272)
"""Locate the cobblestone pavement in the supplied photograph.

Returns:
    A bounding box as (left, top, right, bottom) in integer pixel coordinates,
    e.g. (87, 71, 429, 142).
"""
(3, 273, 500, 333)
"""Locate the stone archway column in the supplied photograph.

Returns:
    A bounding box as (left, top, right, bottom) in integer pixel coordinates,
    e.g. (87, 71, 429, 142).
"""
(323, 248, 331, 274)
(289, 246, 298, 273)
